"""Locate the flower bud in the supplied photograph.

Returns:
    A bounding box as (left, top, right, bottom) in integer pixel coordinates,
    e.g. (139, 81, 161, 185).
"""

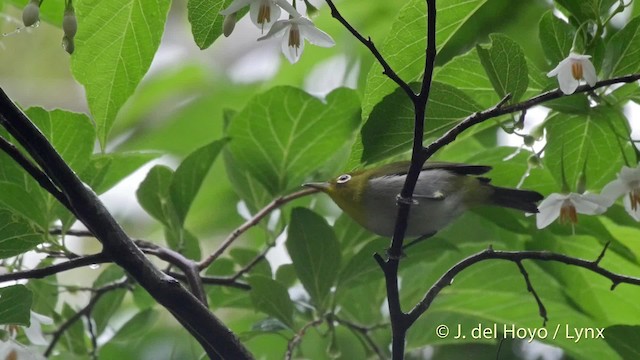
(63, 10, 78, 38)
(22, 0, 40, 27)
(223, 12, 237, 37)
(527, 154, 541, 168)
(523, 135, 535, 147)
(62, 35, 75, 54)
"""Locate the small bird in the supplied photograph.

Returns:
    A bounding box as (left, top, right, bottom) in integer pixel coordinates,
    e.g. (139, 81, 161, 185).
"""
(304, 161, 543, 239)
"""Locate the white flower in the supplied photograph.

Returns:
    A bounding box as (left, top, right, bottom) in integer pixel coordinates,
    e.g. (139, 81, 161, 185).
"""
(220, 0, 280, 32)
(547, 53, 597, 95)
(258, 16, 335, 63)
(601, 164, 640, 221)
(536, 192, 609, 229)
(23, 311, 53, 346)
(219, 0, 299, 32)
(0, 339, 45, 360)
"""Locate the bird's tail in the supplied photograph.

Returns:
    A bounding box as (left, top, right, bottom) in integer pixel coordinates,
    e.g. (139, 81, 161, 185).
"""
(489, 186, 544, 213)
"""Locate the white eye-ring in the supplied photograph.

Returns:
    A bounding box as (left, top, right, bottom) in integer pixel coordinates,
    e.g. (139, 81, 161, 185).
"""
(336, 174, 351, 184)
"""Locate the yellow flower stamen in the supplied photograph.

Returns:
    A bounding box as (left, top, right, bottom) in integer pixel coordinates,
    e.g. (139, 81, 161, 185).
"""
(571, 61, 583, 81)
(258, 2, 270, 26)
(630, 185, 640, 211)
(288, 24, 301, 55)
(559, 200, 578, 224)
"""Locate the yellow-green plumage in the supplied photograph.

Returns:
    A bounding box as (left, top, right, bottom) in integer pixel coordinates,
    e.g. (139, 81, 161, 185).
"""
(305, 161, 543, 238)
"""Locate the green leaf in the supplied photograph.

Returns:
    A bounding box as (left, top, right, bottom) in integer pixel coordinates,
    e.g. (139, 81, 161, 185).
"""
(0, 182, 48, 229)
(544, 108, 632, 190)
(604, 325, 640, 359)
(476, 34, 528, 102)
(434, 48, 498, 108)
(0, 209, 43, 259)
(187, 0, 236, 49)
(25, 107, 95, 172)
(60, 304, 87, 355)
(111, 309, 159, 343)
(0, 285, 32, 326)
(604, 16, 640, 77)
(170, 138, 228, 225)
(247, 275, 294, 327)
(81, 152, 159, 194)
(71, 0, 171, 147)
(362, 0, 488, 120)
(227, 87, 360, 195)
(554, 0, 617, 23)
(92, 266, 127, 334)
(136, 165, 178, 227)
(538, 11, 575, 66)
(361, 82, 482, 163)
(286, 208, 341, 311)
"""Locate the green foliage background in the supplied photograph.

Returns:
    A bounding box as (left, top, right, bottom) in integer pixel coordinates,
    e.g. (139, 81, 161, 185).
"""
(0, 0, 640, 359)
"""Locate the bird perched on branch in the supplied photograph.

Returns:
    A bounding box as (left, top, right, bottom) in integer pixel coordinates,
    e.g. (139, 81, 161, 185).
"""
(305, 161, 543, 239)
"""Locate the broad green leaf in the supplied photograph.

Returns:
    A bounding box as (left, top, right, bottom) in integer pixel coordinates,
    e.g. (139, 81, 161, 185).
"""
(538, 11, 575, 66)
(110, 309, 159, 343)
(80, 152, 159, 194)
(164, 227, 201, 259)
(286, 208, 341, 311)
(434, 48, 498, 108)
(187, 0, 236, 49)
(0, 285, 32, 326)
(604, 325, 640, 359)
(604, 16, 640, 77)
(554, 0, 617, 23)
(92, 266, 127, 334)
(25, 107, 95, 172)
(227, 87, 360, 195)
(544, 108, 632, 190)
(230, 248, 271, 278)
(71, 0, 171, 147)
(361, 81, 482, 164)
(0, 209, 43, 259)
(362, 0, 488, 120)
(337, 238, 386, 293)
(0, 182, 48, 229)
(60, 304, 88, 355)
(476, 34, 528, 102)
(27, 262, 58, 316)
(247, 275, 294, 327)
(136, 165, 178, 227)
(169, 138, 228, 225)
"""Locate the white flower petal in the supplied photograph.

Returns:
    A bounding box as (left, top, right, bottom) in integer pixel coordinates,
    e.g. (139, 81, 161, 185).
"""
(568, 53, 591, 60)
(219, 0, 251, 15)
(547, 58, 569, 77)
(275, 0, 301, 17)
(300, 23, 335, 47)
(582, 59, 597, 86)
(623, 196, 640, 221)
(556, 65, 579, 94)
(249, 0, 280, 30)
(536, 194, 566, 228)
(619, 164, 640, 182)
(601, 179, 628, 201)
(570, 193, 608, 215)
(257, 19, 290, 41)
(281, 26, 305, 63)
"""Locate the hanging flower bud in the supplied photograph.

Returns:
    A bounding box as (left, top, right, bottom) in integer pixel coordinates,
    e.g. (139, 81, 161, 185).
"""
(63, 7, 78, 38)
(62, 35, 75, 54)
(223, 12, 237, 37)
(303, 0, 319, 17)
(22, 0, 40, 27)
(523, 135, 535, 147)
(527, 154, 541, 168)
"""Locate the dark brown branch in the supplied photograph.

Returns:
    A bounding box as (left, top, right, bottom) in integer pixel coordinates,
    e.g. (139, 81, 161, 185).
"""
(0, 88, 253, 359)
(135, 240, 207, 306)
(44, 278, 131, 357)
(515, 260, 548, 326)
(198, 188, 316, 270)
(230, 245, 272, 281)
(324, 0, 415, 99)
(406, 245, 639, 326)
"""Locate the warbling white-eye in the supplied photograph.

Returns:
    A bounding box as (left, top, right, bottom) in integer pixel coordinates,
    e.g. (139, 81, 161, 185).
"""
(304, 161, 543, 238)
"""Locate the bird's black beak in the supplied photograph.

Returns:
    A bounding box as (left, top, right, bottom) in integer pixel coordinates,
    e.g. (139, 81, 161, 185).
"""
(303, 182, 330, 191)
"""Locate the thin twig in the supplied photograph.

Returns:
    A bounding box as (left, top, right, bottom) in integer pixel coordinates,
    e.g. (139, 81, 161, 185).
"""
(285, 318, 324, 360)
(406, 245, 639, 326)
(515, 260, 548, 326)
(44, 278, 131, 357)
(0, 253, 110, 283)
(323, 0, 415, 99)
(198, 188, 317, 270)
(230, 245, 272, 281)
(332, 315, 387, 360)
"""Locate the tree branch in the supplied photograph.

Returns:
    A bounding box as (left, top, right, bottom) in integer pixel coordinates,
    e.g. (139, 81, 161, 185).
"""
(0, 253, 111, 283)
(323, 0, 415, 99)
(0, 88, 253, 360)
(406, 245, 640, 326)
(198, 188, 316, 270)
(515, 260, 547, 326)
